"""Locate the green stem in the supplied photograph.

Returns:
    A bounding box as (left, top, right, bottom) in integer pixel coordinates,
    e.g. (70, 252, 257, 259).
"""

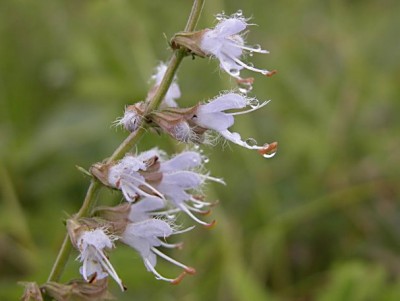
(46, 0, 205, 284)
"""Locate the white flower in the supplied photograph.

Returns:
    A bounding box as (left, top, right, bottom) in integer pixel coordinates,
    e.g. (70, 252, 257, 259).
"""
(154, 151, 224, 226)
(200, 11, 272, 80)
(121, 214, 195, 284)
(103, 149, 224, 225)
(107, 155, 164, 202)
(192, 92, 270, 151)
(76, 229, 124, 291)
(151, 62, 181, 108)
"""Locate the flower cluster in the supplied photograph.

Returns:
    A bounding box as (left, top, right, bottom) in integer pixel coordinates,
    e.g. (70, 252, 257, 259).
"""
(66, 148, 222, 289)
(119, 92, 277, 156)
(48, 8, 277, 300)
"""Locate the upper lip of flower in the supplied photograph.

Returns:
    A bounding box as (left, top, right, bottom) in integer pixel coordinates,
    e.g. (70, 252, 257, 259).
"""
(121, 216, 196, 284)
(200, 12, 271, 80)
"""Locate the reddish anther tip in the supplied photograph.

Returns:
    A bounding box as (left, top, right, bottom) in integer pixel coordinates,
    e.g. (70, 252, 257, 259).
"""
(258, 142, 278, 156)
(266, 70, 277, 77)
(185, 267, 197, 275)
(171, 271, 187, 285)
(236, 77, 254, 84)
(199, 209, 212, 216)
(204, 220, 217, 229)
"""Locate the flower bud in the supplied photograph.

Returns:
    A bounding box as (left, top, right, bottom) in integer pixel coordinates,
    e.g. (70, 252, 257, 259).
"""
(147, 106, 198, 142)
(114, 102, 146, 132)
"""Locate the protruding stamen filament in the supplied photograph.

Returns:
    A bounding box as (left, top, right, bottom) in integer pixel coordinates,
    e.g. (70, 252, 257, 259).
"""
(159, 241, 184, 249)
(186, 205, 211, 215)
(200, 174, 226, 185)
(122, 174, 165, 200)
(95, 248, 125, 291)
(227, 40, 269, 54)
(151, 247, 194, 272)
(144, 259, 176, 283)
(229, 100, 270, 116)
(173, 226, 196, 235)
(179, 205, 214, 227)
(232, 56, 269, 75)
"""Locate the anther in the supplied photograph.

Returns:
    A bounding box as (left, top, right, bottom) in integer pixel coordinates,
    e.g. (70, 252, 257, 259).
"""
(266, 70, 277, 77)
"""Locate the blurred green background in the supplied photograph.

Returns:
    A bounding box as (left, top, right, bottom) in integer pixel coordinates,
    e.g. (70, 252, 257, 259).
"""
(1, 0, 400, 300)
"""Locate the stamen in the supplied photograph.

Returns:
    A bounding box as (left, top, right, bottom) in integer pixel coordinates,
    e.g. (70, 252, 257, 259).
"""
(144, 259, 176, 283)
(180, 205, 216, 228)
(159, 241, 184, 249)
(173, 225, 196, 235)
(95, 248, 125, 291)
(185, 205, 211, 215)
(122, 175, 165, 200)
(200, 174, 226, 185)
(190, 196, 213, 207)
(258, 142, 278, 158)
(227, 40, 269, 54)
(236, 77, 254, 85)
(151, 247, 195, 273)
(171, 271, 188, 285)
(220, 130, 265, 150)
(232, 56, 269, 75)
(266, 70, 277, 77)
(81, 255, 89, 281)
(229, 100, 270, 115)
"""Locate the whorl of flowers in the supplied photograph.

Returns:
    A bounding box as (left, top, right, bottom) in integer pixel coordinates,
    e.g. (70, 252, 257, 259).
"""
(172, 10, 277, 87)
(35, 6, 278, 301)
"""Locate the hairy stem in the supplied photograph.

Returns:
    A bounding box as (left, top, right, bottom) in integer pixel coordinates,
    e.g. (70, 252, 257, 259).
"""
(46, 0, 205, 284)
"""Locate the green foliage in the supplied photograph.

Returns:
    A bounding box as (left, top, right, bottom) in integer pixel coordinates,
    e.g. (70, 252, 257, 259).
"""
(1, 0, 400, 300)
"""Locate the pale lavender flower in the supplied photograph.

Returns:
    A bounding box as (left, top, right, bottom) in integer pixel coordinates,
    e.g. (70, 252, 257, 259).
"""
(122, 208, 195, 284)
(200, 11, 273, 80)
(151, 62, 181, 108)
(107, 155, 164, 202)
(76, 229, 124, 291)
(154, 151, 224, 226)
(128, 196, 166, 222)
(95, 149, 224, 225)
(192, 92, 271, 151)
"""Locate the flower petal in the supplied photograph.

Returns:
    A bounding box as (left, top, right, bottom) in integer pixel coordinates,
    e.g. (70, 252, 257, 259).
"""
(200, 93, 248, 113)
(214, 17, 247, 37)
(195, 111, 234, 132)
(160, 151, 202, 172)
